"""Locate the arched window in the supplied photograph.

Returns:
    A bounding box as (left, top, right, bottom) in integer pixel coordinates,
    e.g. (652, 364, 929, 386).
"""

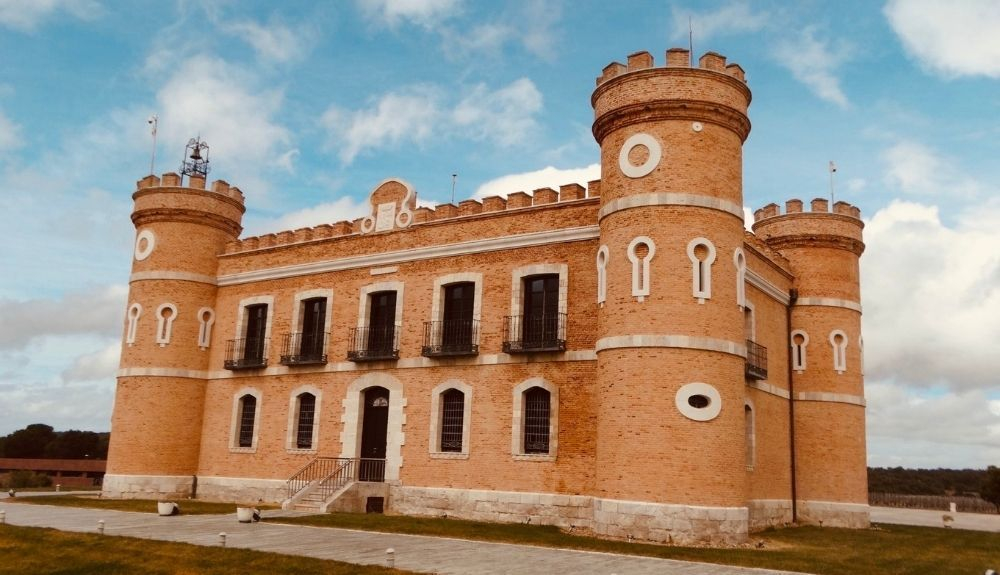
(745, 402, 756, 471)
(126, 303, 142, 346)
(237, 394, 257, 448)
(596, 245, 609, 305)
(295, 392, 316, 449)
(523, 387, 551, 454)
(830, 330, 848, 374)
(155, 303, 177, 346)
(733, 248, 747, 308)
(627, 236, 655, 302)
(686, 237, 716, 303)
(790, 329, 809, 373)
(440, 389, 465, 453)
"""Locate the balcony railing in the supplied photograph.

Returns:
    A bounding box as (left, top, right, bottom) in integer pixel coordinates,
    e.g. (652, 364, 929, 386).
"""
(422, 319, 479, 357)
(502, 313, 567, 353)
(224, 337, 268, 370)
(745, 339, 768, 380)
(347, 325, 399, 362)
(280, 332, 329, 366)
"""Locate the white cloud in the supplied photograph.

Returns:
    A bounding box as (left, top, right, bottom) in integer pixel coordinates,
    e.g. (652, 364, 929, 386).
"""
(247, 195, 371, 236)
(61, 343, 119, 383)
(0, 0, 99, 31)
(773, 28, 850, 108)
(670, 1, 767, 41)
(861, 199, 1000, 390)
(882, 140, 983, 198)
(0, 285, 127, 349)
(221, 19, 313, 63)
(474, 163, 599, 199)
(453, 78, 542, 146)
(0, 108, 21, 152)
(357, 0, 461, 28)
(885, 0, 1000, 78)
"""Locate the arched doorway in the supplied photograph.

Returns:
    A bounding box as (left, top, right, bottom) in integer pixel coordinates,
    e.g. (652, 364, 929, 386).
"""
(360, 386, 389, 481)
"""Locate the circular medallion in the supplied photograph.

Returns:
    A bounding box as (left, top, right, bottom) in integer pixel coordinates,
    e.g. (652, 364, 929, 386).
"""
(675, 382, 722, 421)
(134, 230, 156, 261)
(618, 133, 662, 179)
(692, 122, 703, 132)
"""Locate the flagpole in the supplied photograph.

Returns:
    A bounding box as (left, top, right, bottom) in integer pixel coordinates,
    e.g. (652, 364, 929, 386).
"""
(148, 114, 158, 175)
(828, 160, 836, 209)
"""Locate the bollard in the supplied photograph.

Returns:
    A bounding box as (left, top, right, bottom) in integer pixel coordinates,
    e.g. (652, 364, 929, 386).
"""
(97, 520, 105, 535)
(56, 484, 61, 492)
(219, 532, 227, 547)
(0, 510, 6, 524)
(385, 548, 395, 568)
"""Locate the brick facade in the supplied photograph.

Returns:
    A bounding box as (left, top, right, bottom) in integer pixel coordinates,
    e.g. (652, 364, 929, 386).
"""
(104, 48, 869, 544)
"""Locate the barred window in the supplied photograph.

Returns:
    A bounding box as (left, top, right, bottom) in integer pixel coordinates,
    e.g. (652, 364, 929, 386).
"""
(440, 389, 465, 452)
(523, 387, 550, 454)
(296, 393, 316, 449)
(238, 394, 257, 448)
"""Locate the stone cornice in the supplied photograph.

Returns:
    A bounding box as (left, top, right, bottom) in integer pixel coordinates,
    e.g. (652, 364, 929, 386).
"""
(593, 99, 751, 143)
(764, 233, 865, 256)
(131, 208, 243, 237)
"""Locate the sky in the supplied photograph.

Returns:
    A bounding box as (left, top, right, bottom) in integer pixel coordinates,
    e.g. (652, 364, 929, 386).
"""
(0, 0, 998, 469)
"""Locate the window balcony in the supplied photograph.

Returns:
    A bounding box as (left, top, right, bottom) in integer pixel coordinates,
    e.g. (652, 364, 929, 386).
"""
(745, 339, 768, 380)
(280, 332, 329, 366)
(224, 337, 269, 370)
(347, 326, 399, 362)
(502, 313, 567, 353)
(422, 319, 479, 357)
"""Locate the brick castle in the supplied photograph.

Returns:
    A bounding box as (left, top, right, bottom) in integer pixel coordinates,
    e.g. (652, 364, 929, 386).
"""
(104, 48, 868, 544)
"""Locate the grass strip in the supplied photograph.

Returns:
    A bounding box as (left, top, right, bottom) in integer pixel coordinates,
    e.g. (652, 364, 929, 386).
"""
(7, 495, 274, 515)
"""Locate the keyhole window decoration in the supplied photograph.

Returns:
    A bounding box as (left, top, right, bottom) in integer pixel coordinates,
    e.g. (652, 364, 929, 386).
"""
(126, 303, 142, 346)
(733, 248, 747, 308)
(197, 307, 215, 350)
(618, 133, 662, 179)
(686, 238, 717, 303)
(155, 303, 177, 346)
(596, 245, 609, 306)
(829, 330, 848, 374)
(790, 329, 809, 373)
(627, 236, 656, 302)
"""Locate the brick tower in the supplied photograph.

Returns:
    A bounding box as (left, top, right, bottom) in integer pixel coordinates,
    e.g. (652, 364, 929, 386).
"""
(591, 49, 753, 543)
(752, 198, 869, 527)
(103, 172, 245, 498)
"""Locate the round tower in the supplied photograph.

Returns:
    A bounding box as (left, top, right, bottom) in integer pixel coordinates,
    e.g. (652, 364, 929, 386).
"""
(591, 49, 752, 544)
(751, 198, 868, 528)
(103, 171, 245, 499)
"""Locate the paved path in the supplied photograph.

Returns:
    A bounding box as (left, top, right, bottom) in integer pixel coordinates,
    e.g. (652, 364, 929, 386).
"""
(0, 498, 805, 575)
(870, 506, 1000, 532)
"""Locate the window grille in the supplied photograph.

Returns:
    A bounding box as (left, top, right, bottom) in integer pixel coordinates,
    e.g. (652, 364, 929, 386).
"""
(440, 389, 464, 452)
(523, 387, 550, 454)
(238, 395, 256, 448)
(296, 393, 316, 449)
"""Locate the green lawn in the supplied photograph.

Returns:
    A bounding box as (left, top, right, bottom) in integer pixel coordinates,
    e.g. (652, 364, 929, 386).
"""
(0, 524, 410, 575)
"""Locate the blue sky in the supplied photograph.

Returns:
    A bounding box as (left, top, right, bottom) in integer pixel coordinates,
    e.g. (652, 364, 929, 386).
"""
(0, 0, 997, 468)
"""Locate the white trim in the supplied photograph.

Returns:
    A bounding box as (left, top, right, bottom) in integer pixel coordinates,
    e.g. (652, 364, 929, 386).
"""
(125, 302, 142, 346)
(745, 268, 789, 305)
(197, 307, 215, 349)
(429, 379, 473, 458)
(746, 380, 790, 399)
(130, 270, 218, 285)
(430, 272, 483, 324)
(118, 367, 210, 379)
(235, 295, 274, 345)
(596, 245, 609, 306)
(733, 248, 747, 308)
(796, 391, 866, 407)
(229, 386, 262, 453)
(286, 385, 322, 452)
(511, 377, 558, 460)
(744, 399, 756, 470)
(598, 193, 744, 221)
(134, 229, 155, 261)
(290, 289, 334, 356)
(675, 382, 722, 421)
(219, 227, 599, 286)
(371, 266, 398, 275)
(360, 178, 415, 234)
(790, 329, 809, 373)
(829, 329, 848, 374)
(743, 300, 756, 340)
(595, 334, 746, 358)
(358, 280, 404, 328)
(687, 237, 716, 303)
(626, 236, 655, 302)
(618, 132, 662, 178)
(154, 302, 177, 346)
(796, 297, 862, 313)
(509, 263, 568, 317)
(339, 373, 406, 482)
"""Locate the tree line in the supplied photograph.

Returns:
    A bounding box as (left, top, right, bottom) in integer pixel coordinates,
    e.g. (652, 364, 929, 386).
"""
(0, 424, 109, 460)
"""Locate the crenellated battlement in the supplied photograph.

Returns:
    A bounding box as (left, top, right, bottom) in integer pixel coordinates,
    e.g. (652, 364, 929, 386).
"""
(135, 172, 246, 205)
(753, 198, 862, 223)
(596, 48, 746, 87)
(222, 180, 602, 255)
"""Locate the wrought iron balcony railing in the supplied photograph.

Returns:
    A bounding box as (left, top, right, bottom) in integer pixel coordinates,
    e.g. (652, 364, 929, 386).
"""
(422, 319, 479, 357)
(502, 313, 567, 353)
(347, 325, 400, 362)
(280, 332, 329, 366)
(745, 339, 768, 380)
(224, 337, 269, 370)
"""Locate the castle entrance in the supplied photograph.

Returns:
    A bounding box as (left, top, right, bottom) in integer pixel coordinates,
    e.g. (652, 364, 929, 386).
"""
(359, 386, 389, 481)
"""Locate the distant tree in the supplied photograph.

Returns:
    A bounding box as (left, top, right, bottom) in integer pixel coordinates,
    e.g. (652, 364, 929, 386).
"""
(0, 425, 109, 460)
(3, 424, 56, 458)
(982, 466, 1000, 513)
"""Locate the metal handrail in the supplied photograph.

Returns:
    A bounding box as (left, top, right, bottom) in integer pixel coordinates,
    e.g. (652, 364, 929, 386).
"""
(422, 319, 479, 356)
(280, 331, 329, 365)
(286, 456, 387, 502)
(502, 313, 567, 353)
(347, 325, 399, 361)
(224, 337, 269, 369)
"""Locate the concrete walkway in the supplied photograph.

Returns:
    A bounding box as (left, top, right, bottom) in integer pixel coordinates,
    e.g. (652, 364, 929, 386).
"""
(870, 506, 1000, 532)
(0, 497, 805, 575)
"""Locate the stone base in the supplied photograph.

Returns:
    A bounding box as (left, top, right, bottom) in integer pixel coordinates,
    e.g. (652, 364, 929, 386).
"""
(748, 499, 793, 531)
(101, 474, 196, 500)
(194, 476, 287, 504)
(390, 485, 747, 545)
(797, 500, 870, 528)
(327, 482, 390, 513)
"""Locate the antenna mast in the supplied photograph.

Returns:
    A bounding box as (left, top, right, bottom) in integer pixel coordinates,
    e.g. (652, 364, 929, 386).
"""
(148, 114, 158, 175)
(828, 161, 837, 209)
(689, 16, 694, 65)
(451, 173, 457, 204)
